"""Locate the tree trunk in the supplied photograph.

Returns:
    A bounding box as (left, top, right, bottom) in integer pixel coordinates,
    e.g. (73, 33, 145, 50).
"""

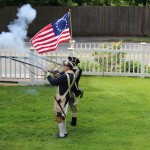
(143, 0, 147, 6)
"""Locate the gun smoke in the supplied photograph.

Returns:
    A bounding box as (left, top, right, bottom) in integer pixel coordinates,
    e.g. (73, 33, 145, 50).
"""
(0, 4, 36, 52)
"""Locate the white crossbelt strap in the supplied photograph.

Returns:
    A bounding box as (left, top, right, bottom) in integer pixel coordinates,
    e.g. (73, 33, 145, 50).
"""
(74, 68, 80, 90)
(74, 67, 80, 78)
(60, 73, 75, 101)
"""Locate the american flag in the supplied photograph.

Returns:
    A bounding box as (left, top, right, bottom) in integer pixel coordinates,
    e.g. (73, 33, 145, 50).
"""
(30, 13, 70, 54)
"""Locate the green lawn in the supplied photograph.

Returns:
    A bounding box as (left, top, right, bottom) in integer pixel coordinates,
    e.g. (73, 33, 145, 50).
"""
(0, 76, 150, 150)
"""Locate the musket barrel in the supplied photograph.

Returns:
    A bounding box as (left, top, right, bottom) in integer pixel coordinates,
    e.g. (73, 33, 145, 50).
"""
(3, 56, 45, 70)
(27, 52, 62, 66)
(1, 56, 60, 73)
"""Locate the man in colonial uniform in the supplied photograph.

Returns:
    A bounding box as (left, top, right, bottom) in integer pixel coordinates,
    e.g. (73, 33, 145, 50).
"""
(68, 57, 83, 126)
(47, 60, 75, 138)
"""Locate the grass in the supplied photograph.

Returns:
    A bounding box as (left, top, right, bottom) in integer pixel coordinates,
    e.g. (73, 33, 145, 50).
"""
(0, 76, 150, 150)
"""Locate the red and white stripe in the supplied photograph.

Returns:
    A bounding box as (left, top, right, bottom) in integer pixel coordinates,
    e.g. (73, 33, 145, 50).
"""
(30, 24, 70, 54)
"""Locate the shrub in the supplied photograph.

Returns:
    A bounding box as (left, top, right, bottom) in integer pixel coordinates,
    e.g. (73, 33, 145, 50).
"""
(92, 41, 126, 72)
(125, 61, 141, 73)
(80, 60, 101, 72)
(145, 65, 150, 73)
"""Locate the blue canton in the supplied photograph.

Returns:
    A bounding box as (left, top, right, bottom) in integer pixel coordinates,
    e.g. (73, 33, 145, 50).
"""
(52, 13, 70, 36)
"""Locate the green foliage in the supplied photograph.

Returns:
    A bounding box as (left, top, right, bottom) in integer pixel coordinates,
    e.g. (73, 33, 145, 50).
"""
(0, 0, 149, 6)
(1, 77, 150, 149)
(124, 0, 150, 6)
(85, 0, 126, 6)
(92, 41, 126, 72)
(80, 41, 150, 74)
(0, 0, 75, 6)
(145, 65, 150, 73)
(125, 60, 141, 73)
(122, 60, 150, 73)
(88, 0, 150, 5)
(80, 60, 101, 72)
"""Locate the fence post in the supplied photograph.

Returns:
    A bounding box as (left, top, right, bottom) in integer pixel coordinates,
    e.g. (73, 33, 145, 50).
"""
(29, 48, 35, 84)
(68, 40, 75, 56)
(140, 42, 146, 78)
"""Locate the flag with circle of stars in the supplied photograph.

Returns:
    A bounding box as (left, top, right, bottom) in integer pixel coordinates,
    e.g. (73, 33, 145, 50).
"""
(30, 12, 71, 54)
(52, 13, 70, 36)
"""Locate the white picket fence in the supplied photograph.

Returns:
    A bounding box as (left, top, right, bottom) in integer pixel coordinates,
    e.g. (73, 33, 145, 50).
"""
(0, 48, 69, 84)
(0, 42, 150, 84)
(74, 42, 150, 77)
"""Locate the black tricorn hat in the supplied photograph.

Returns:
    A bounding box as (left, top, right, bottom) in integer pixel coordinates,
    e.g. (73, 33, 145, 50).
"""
(63, 60, 74, 69)
(68, 56, 80, 66)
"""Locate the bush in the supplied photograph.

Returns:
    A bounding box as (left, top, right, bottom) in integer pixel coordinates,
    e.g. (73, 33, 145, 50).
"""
(125, 61, 141, 73)
(80, 60, 102, 72)
(145, 65, 150, 73)
(92, 41, 126, 72)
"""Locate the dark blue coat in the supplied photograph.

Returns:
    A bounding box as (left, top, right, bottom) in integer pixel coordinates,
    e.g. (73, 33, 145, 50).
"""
(47, 73, 75, 101)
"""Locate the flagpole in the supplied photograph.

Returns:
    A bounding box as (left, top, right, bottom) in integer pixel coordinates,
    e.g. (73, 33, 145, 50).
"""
(68, 9, 75, 56)
(69, 9, 73, 40)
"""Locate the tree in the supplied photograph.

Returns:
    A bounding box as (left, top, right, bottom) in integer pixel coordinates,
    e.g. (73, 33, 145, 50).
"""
(84, 0, 126, 6)
(125, 0, 150, 6)
(0, 0, 149, 6)
(0, 0, 73, 6)
(85, 0, 103, 6)
(72, 0, 85, 6)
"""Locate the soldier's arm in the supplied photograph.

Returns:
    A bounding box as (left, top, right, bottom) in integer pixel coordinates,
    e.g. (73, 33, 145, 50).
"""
(47, 74, 66, 86)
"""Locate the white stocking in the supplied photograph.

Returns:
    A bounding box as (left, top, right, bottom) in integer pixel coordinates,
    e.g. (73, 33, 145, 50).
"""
(58, 122, 65, 137)
(63, 119, 67, 135)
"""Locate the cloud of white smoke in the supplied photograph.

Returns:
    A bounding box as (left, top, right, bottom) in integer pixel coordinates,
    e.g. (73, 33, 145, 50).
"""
(0, 4, 36, 52)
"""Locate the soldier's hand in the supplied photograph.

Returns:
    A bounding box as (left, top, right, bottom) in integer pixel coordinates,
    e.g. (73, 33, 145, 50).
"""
(55, 73, 60, 77)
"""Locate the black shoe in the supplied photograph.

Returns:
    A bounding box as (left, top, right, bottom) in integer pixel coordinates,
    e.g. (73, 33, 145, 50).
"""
(70, 117, 77, 126)
(80, 90, 83, 99)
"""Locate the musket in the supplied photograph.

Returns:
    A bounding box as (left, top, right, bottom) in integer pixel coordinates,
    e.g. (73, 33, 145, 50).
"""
(0, 56, 29, 59)
(1, 56, 60, 74)
(3, 56, 45, 70)
(54, 96, 66, 118)
(27, 52, 62, 66)
(0, 52, 62, 66)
